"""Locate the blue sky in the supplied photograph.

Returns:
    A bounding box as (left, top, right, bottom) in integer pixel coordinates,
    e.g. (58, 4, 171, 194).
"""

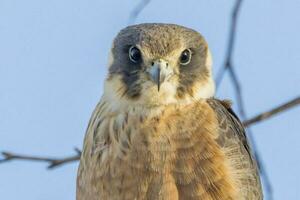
(0, 0, 299, 199)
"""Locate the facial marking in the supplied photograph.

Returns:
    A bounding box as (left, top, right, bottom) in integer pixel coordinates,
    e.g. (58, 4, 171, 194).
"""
(106, 23, 215, 106)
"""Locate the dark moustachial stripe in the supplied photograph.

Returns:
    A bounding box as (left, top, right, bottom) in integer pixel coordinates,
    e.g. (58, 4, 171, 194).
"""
(176, 43, 209, 98)
(109, 42, 143, 99)
(109, 23, 211, 100)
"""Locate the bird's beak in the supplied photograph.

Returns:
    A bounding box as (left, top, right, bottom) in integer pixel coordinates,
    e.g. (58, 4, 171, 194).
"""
(148, 59, 170, 91)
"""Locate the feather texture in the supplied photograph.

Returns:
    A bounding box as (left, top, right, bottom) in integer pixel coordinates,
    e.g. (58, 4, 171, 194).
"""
(76, 98, 262, 200)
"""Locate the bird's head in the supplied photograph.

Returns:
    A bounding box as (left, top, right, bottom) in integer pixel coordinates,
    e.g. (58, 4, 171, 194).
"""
(104, 23, 215, 110)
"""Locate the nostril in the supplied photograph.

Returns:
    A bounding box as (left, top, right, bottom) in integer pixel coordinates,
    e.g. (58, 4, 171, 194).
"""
(166, 63, 169, 66)
(151, 61, 154, 66)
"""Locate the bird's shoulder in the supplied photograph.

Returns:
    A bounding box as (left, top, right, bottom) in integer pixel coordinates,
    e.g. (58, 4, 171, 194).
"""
(206, 98, 251, 154)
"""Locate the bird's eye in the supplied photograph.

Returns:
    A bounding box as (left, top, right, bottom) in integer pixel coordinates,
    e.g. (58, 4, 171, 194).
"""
(180, 49, 192, 65)
(129, 46, 142, 63)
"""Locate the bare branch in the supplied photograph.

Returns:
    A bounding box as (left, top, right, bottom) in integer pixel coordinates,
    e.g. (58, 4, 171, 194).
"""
(228, 65, 247, 118)
(243, 96, 300, 127)
(251, 146, 274, 200)
(0, 148, 81, 169)
(215, 0, 243, 88)
(128, 0, 151, 25)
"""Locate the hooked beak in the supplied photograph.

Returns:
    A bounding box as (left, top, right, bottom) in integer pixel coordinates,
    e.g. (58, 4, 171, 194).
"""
(148, 59, 171, 91)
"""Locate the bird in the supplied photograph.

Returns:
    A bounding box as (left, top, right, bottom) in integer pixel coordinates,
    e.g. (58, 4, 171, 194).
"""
(76, 23, 263, 200)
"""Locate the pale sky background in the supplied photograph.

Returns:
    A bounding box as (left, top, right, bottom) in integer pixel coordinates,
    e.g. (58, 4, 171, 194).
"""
(0, 0, 300, 199)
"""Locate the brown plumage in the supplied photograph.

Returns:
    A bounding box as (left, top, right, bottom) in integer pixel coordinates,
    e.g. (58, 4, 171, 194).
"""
(77, 23, 263, 200)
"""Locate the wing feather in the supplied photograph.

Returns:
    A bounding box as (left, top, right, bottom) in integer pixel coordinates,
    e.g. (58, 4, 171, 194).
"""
(207, 99, 263, 199)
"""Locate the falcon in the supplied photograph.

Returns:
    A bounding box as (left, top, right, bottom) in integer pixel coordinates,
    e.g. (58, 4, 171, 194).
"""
(76, 23, 263, 200)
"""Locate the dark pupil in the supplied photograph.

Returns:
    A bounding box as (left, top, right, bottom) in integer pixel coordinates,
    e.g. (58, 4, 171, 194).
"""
(130, 47, 141, 62)
(181, 50, 190, 63)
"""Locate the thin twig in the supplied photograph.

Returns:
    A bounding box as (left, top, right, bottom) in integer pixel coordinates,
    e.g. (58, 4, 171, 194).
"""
(228, 64, 247, 117)
(128, 0, 151, 25)
(215, 0, 243, 88)
(243, 96, 300, 127)
(0, 148, 81, 169)
(251, 142, 274, 200)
